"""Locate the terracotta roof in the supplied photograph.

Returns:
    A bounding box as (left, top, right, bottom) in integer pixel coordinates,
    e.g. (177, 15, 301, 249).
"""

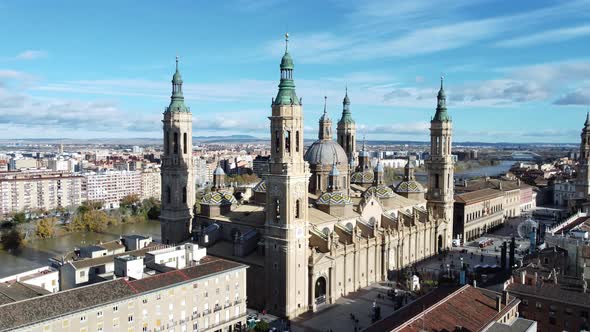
(364, 285, 519, 332)
(454, 188, 503, 204)
(0, 256, 246, 331)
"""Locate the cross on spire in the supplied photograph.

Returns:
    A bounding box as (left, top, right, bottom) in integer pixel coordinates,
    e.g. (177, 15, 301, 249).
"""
(285, 32, 289, 52)
(176, 55, 179, 71)
(323, 96, 327, 115)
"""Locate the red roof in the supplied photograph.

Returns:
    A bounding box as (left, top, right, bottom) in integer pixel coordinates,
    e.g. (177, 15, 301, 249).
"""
(365, 285, 519, 332)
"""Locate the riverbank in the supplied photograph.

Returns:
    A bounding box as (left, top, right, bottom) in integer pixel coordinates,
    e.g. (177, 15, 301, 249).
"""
(0, 219, 162, 278)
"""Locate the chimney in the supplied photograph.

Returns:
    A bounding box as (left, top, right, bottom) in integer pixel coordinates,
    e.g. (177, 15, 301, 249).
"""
(502, 291, 509, 306)
(496, 295, 502, 311)
(521, 270, 526, 285)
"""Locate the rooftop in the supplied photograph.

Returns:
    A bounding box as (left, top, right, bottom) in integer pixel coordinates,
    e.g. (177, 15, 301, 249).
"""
(364, 285, 519, 332)
(455, 188, 504, 204)
(0, 256, 246, 331)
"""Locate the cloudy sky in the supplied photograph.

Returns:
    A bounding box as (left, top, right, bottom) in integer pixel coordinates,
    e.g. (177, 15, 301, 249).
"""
(1, 0, 589, 142)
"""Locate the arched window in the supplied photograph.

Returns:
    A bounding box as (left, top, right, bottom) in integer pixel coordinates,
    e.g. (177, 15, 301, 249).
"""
(173, 133, 179, 154)
(435, 174, 440, 189)
(183, 133, 187, 154)
(296, 131, 300, 152)
(285, 131, 291, 153)
(275, 199, 281, 221)
(164, 130, 169, 155)
(275, 131, 280, 153)
(166, 186, 171, 204)
(182, 186, 187, 203)
(295, 200, 300, 219)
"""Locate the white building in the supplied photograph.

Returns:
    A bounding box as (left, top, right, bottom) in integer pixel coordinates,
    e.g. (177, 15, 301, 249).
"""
(0, 266, 59, 293)
(145, 243, 207, 270)
(0, 170, 83, 216)
(83, 170, 142, 208)
(8, 158, 38, 171)
(554, 180, 576, 206)
(140, 168, 161, 200)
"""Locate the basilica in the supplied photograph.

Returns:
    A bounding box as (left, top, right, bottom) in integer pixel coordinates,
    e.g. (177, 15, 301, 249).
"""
(159, 35, 455, 319)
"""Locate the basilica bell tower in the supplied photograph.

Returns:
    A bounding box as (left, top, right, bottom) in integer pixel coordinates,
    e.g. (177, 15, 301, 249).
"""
(426, 77, 454, 252)
(160, 57, 195, 244)
(337, 88, 356, 165)
(264, 33, 310, 319)
(576, 113, 590, 198)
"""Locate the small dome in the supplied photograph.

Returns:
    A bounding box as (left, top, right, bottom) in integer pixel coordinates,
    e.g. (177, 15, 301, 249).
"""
(363, 185, 395, 199)
(317, 191, 352, 206)
(394, 180, 425, 193)
(201, 191, 237, 206)
(253, 180, 266, 193)
(351, 171, 374, 184)
(304, 140, 348, 166)
(172, 70, 182, 83)
(214, 166, 225, 176)
(280, 52, 294, 70)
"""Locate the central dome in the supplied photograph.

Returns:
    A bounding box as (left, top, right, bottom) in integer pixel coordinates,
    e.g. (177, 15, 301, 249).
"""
(304, 140, 348, 166)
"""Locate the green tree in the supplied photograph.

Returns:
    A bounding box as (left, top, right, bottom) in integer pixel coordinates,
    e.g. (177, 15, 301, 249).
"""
(147, 205, 160, 220)
(77, 200, 103, 214)
(1, 228, 24, 250)
(253, 320, 270, 332)
(12, 212, 27, 224)
(35, 217, 57, 239)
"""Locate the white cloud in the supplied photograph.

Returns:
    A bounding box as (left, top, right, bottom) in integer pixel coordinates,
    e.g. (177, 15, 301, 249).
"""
(496, 25, 590, 48)
(15, 50, 47, 60)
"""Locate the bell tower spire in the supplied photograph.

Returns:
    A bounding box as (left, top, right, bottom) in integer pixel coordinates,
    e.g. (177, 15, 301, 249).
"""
(337, 86, 356, 165)
(318, 96, 332, 140)
(160, 56, 195, 244)
(265, 33, 310, 319)
(426, 75, 453, 253)
(577, 112, 590, 198)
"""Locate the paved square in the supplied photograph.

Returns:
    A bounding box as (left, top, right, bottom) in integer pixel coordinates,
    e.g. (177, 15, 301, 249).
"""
(290, 283, 397, 332)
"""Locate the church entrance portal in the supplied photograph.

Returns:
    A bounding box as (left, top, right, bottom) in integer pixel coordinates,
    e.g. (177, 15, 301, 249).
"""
(315, 277, 327, 305)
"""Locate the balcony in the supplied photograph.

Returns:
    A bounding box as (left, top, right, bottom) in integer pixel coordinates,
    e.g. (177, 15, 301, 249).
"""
(202, 309, 210, 315)
(234, 299, 242, 305)
(213, 305, 222, 313)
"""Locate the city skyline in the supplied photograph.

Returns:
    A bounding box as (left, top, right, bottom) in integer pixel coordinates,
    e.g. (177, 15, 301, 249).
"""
(1, 0, 590, 143)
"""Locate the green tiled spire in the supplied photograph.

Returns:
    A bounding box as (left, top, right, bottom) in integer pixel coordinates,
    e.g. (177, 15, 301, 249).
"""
(274, 33, 300, 106)
(167, 56, 190, 113)
(338, 85, 355, 125)
(433, 76, 450, 122)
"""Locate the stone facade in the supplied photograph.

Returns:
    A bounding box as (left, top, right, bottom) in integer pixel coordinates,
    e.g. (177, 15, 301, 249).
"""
(160, 58, 195, 245)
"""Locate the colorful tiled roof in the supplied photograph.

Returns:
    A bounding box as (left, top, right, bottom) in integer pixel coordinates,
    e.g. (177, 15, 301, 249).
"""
(395, 180, 425, 193)
(200, 191, 237, 206)
(351, 170, 374, 184)
(317, 191, 352, 206)
(363, 185, 395, 199)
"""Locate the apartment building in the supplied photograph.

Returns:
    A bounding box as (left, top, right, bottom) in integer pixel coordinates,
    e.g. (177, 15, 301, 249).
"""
(454, 188, 505, 242)
(141, 168, 161, 200)
(0, 170, 83, 216)
(83, 170, 142, 208)
(0, 257, 248, 332)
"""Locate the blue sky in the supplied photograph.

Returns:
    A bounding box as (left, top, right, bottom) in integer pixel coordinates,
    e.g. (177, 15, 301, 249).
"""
(1, 0, 590, 143)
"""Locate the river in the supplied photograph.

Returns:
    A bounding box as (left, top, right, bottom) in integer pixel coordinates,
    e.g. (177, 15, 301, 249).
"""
(0, 220, 161, 278)
(415, 160, 515, 183)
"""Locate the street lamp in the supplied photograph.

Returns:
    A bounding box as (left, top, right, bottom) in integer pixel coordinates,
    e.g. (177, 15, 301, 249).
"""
(446, 264, 451, 278)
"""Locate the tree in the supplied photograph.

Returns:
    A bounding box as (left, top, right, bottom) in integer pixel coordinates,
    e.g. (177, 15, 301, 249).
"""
(12, 212, 27, 224)
(253, 320, 270, 332)
(77, 200, 103, 214)
(1, 228, 24, 251)
(120, 194, 140, 208)
(147, 205, 160, 220)
(35, 217, 57, 239)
